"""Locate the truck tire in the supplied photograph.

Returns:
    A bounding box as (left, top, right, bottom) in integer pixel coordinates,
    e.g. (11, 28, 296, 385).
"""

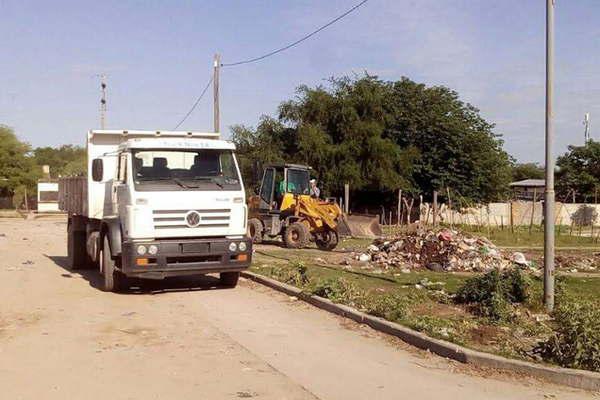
(315, 229, 339, 251)
(247, 218, 263, 244)
(100, 236, 126, 292)
(283, 222, 309, 249)
(220, 271, 240, 288)
(67, 223, 87, 270)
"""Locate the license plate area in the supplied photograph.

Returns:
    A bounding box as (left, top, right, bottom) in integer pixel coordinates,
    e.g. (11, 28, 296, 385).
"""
(181, 243, 210, 253)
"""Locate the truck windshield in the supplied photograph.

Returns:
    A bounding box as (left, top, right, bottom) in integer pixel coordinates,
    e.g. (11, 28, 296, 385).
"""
(132, 149, 241, 191)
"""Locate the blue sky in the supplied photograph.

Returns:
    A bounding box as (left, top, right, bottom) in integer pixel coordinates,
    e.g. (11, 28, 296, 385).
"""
(1, 0, 599, 163)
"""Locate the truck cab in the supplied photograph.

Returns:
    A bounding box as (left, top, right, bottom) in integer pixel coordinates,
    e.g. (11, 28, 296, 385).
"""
(60, 130, 252, 292)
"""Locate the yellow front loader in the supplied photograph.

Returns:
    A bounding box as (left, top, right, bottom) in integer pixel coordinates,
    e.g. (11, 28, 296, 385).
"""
(247, 164, 343, 250)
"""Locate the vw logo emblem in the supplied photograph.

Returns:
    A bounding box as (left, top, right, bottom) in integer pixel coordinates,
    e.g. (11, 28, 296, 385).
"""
(185, 211, 201, 227)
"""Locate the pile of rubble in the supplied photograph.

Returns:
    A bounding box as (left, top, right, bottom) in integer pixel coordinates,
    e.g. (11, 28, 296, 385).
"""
(352, 228, 530, 272)
(555, 253, 600, 272)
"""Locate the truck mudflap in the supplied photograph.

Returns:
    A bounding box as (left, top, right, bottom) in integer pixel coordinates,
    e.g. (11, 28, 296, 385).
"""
(120, 237, 252, 280)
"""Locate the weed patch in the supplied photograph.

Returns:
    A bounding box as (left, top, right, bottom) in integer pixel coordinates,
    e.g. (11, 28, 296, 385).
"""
(456, 268, 532, 322)
(534, 300, 600, 372)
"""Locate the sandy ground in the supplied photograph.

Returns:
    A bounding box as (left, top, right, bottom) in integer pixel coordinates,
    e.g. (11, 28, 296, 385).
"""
(0, 218, 596, 400)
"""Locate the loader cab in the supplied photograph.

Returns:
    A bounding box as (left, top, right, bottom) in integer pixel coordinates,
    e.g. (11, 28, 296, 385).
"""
(258, 164, 311, 212)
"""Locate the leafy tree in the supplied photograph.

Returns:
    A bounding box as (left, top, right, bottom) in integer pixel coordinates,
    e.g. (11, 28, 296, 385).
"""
(556, 140, 600, 202)
(0, 125, 39, 196)
(278, 77, 417, 196)
(511, 163, 544, 182)
(231, 75, 512, 204)
(383, 77, 512, 203)
(33, 144, 86, 178)
(231, 116, 294, 190)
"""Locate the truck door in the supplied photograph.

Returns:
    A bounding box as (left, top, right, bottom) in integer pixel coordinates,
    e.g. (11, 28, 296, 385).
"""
(112, 152, 129, 217)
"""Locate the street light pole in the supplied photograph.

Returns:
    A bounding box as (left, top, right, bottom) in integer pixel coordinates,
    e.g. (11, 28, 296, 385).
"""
(544, 0, 555, 313)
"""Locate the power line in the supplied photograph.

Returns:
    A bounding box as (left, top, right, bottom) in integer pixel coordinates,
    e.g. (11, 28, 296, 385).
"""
(173, 75, 214, 130)
(221, 0, 370, 67)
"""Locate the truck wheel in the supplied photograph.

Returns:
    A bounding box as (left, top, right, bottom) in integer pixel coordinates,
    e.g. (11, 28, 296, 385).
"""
(220, 272, 240, 288)
(315, 229, 339, 251)
(247, 218, 263, 244)
(283, 222, 309, 249)
(67, 223, 87, 270)
(100, 236, 126, 292)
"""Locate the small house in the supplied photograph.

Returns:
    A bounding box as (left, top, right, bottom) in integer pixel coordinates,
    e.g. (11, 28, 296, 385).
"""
(510, 179, 545, 201)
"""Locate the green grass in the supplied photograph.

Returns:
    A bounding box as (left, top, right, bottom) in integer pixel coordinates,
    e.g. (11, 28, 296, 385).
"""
(250, 250, 600, 368)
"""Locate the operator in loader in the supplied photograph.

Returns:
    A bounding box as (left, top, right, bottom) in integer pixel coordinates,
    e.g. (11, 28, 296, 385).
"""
(309, 179, 320, 198)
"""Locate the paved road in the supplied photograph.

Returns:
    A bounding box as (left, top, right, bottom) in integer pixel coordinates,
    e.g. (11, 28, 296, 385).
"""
(0, 218, 594, 399)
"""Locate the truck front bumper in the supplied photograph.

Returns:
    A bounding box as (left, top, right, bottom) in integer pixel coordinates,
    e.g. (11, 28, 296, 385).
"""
(120, 237, 252, 280)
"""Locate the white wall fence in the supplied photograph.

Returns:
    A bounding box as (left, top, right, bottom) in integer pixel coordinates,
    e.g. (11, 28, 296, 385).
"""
(420, 201, 600, 227)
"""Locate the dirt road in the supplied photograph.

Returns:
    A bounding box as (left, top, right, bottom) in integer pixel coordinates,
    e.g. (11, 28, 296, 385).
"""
(0, 218, 594, 399)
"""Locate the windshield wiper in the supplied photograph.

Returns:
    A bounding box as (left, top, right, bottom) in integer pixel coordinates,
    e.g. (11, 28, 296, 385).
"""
(136, 177, 172, 181)
(172, 177, 199, 189)
(191, 176, 224, 188)
(136, 176, 198, 188)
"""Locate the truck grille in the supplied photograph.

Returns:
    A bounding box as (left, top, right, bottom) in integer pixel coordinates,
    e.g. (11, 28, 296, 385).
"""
(153, 209, 231, 230)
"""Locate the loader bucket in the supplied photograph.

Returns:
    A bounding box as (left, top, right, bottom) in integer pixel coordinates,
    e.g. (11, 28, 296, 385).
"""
(338, 213, 382, 238)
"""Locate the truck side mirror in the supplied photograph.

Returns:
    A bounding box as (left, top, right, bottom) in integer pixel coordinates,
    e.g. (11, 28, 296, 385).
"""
(92, 158, 103, 182)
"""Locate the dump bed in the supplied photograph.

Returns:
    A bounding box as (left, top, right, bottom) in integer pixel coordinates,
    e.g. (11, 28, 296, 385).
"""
(58, 176, 87, 215)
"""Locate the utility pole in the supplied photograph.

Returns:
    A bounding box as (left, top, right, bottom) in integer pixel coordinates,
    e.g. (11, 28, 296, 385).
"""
(544, 0, 555, 313)
(100, 74, 107, 129)
(213, 54, 220, 133)
(584, 113, 590, 143)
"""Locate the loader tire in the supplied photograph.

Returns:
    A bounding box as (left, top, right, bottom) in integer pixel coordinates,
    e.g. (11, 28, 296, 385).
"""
(283, 222, 309, 249)
(247, 218, 263, 244)
(315, 229, 339, 251)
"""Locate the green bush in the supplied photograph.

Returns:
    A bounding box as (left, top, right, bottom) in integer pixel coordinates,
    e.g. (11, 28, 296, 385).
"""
(362, 292, 410, 322)
(534, 300, 600, 372)
(310, 278, 362, 307)
(279, 261, 310, 287)
(455, 268, 532, 322)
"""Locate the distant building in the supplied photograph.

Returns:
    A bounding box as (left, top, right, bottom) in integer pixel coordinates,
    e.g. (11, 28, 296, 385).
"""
(510, 179, 545, 201)
(37, 181, 59, 212)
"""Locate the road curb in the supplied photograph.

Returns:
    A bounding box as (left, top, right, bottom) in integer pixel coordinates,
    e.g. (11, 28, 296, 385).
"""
(241, 270, 600, 392)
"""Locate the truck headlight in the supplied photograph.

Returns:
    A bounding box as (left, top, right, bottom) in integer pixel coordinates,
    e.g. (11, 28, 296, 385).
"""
(238, 242, 247, 251)
(229, 242, 237, 252)
(137, 245, 147, 255)
(148, 245, 158, 255)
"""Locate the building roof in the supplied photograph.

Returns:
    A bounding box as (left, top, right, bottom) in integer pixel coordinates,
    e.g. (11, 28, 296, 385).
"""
(509, 179, 546, 187)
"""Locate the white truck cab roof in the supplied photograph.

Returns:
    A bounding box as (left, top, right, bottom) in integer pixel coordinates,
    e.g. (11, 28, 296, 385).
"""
(119, 137, 236, 151)
(89, 130, 235, 151)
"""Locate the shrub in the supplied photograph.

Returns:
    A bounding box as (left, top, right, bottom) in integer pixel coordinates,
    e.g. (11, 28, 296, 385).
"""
(273, 261, 310, 287)
(534, 300, 600, 372)
(310, 278, 362, 307)
(455, 268, 532, 322)
(362, 292, 410, 322)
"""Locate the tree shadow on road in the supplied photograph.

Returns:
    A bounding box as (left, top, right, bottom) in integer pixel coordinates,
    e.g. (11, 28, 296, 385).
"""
(44, 254, 228, 295)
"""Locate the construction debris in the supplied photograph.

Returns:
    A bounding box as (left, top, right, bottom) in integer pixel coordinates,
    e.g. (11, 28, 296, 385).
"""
(350, 228, 530, 272)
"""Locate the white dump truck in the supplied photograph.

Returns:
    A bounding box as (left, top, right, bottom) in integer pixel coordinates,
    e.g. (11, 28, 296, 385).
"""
(59, 130, 252, 292)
